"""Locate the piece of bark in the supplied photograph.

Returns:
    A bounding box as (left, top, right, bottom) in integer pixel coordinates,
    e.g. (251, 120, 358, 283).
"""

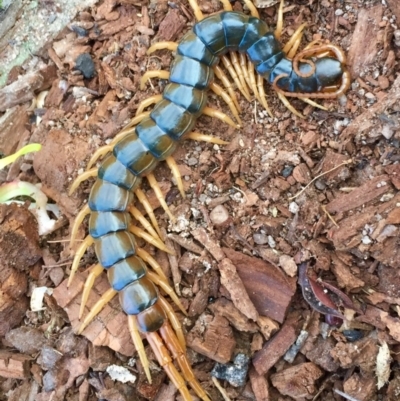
(344, 373, 376, 401)
(0, 71, 44, 111)
(270, 362, 323, 399)
(249, 367, 270, 401)
(186, 313, 236, 364)
(331, 253, 365, 291)
(223, 248, 296, 323)
(157, 9, 187, 41)
(191, 228, 225, 261)
(347, 4, 383, 79)
(208, 298, 259, 333)
(252, 315, 299, 375)
(0, 105, 29, 155)
(384, 164, 400, 190)
(0, 350, 31, 379)
(53, 272, 135, 356)
(326, 175, 391, 214)
(218, 258, 259, 322)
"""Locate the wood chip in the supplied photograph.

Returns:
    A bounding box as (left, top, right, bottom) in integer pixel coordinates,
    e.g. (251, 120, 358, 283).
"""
(249, 367, 270, 401)
(0, 350, 31, 379)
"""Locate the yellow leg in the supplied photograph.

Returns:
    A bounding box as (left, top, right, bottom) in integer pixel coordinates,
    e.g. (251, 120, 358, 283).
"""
(277, 91, 304, 119)
(77, 288, 118, 334)
(188, 0, 204, 21)
(70, 204, 90, 246)
(118, 112, 150, 135)
(147, 41, 178, 55)
(185, 131, 229, 145)
(301, 97, 327, 110)
(248, 60, 262, 104)
(202, 106, 239, 129)
(147, 271, 187, 316)
(136, 94, 163, 116)
(219, 0, 232, 11)
(275, 0, 284, 40)
(69, 168, 98, 196)
(128, 315, 152, 384)
(257, 74, 273, 118)
(128, 205, 162, 241)
(160, 323, 211, 401)
(146, 173, 175, 221)
(240, 53, 252, 91)
(283, 23, 307, 58)
(221, 55, 251, 101)
(165, 156, 185, 199)
(79, 263, 103, 319)
(140, 71, 170, 90)
(243, 0, 259, 18)
(87, 145, 113, 169)
(136, 247, 168, 281)
(68, 235, 94, 287)
(210, 82, 241, 125)
(159, 296, 186, 351)
(134, 188, 162, 238)
(146, 331, 193, 401)
(130, 225, 174, 254)
(230, 52, 249, 100)
(213, 65, 240, 111)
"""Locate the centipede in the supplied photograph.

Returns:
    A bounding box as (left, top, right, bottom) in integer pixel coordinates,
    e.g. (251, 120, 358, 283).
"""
(68, 0, 350, 399)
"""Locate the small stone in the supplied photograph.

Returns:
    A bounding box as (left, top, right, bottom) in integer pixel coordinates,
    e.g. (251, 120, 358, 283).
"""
(378, 75, 389, 90)
(289, 202, 299, 214)
(210, 205, 230, 226)
(279, 255, 297, 277)
(211, 353, 250, 387)
(75, 53, 95, 79)
(335, 9, 344, 16)
(187, 157, 198, 166)
(253, 232, 268, 245)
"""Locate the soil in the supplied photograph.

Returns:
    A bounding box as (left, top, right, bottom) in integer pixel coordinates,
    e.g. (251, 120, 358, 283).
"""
(1, 0, 400, 400)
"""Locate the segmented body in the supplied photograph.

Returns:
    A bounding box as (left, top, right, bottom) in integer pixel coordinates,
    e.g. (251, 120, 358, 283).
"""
(76, 6, 348, 400)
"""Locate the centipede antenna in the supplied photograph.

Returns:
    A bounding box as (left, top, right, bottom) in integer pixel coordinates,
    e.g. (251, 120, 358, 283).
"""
(68, 235, 94, 287)
(275, 0, 284, 40)
(160, 323, 212, 401)
(119, 112, 151, 134)
(257, 74, 273, 118)
(136, 247, 168, 281)
(140, 70, 170, 91)
(283, 22, 307, 58)
(221, 55, 251, 101)
(276, 91, 305, 119)
(202, 106, 240, 129)
(134, 188, 162, 238)
(243, 0, 259, 18)
(147, 271, 187, 316)
(146, 173, 176, 221)
(219, 0, 232, 11)
(79, 263, 103, 320)
(230, 51, 249, 101)
(128, 205, 162, 241)
(213, 65, 240, 111)
(128, 315, 152, 384)
(301, 97, 327, 110)
(130, 225, 175, 255)
(70, 204, 90, 246)
(69, 168, 98, 196)
(188, 0, 204, 21)
(185, 131, 229, 145)
(136, 94, 163, 116)
(147, 41, 178, 55)
(210, 82, 241, 125)
(159, 296, 186, 351)
(87, 145, 113, 170)
(77, 288, 118, 334)
(165, 156, 185, 199)
(146, 332, 193, 401)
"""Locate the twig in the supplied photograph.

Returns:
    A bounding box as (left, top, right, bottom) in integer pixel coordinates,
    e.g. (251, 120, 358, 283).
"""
(334, 389, 362, 401)
(211, 377, 232, 401)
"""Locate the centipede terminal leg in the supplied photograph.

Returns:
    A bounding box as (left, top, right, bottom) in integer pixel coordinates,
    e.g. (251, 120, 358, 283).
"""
(160, 323, 212, 401)
(128, 315, 152, 383)
(77, 288, 118, 334)
(159, 296, 186, 351)
(79, 263, 104, 319)
(276, 91, 304, 119)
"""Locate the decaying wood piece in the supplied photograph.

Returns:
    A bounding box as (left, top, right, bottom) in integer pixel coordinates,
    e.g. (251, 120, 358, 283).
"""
(223, 248, 296, 323)
(249, 367, 270, 401)
(0, 350, 31, 379)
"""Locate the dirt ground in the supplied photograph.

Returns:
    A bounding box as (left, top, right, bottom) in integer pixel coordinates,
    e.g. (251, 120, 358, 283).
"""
(1, 0, 400, 400)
